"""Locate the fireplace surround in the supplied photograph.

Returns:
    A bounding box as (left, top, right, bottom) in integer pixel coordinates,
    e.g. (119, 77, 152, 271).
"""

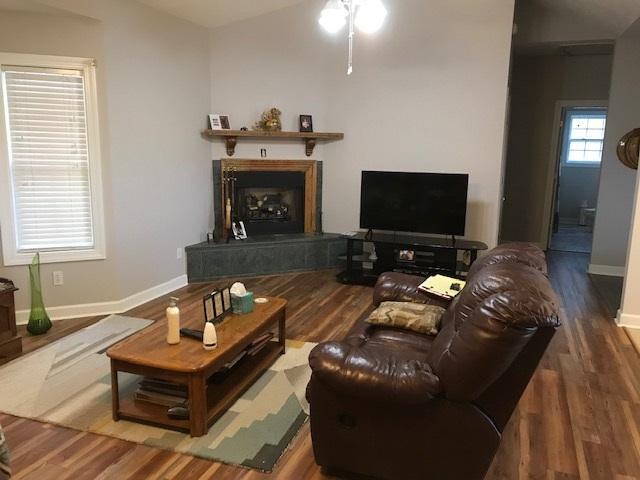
(213, 159, 322, 241)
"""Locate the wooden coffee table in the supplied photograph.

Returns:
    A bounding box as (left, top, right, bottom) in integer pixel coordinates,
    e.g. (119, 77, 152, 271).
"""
(107, 297, 286, 437)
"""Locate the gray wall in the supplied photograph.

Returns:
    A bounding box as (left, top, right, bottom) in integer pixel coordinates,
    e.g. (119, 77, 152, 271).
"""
(209, 0, 516, 248)
(500, 53, 612, 244)
(591, 19, 640, 269)
(558, 166, 600, 222)
(0, 2, 212, 311)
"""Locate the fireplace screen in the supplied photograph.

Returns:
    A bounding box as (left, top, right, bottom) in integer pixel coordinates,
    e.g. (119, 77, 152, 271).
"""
(234, 171, 305, 235)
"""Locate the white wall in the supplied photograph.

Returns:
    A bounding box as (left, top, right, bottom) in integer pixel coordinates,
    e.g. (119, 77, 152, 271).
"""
(209, 0, 515, 247)
(500, 53, 612, 244)
(590, 19, 640, 271)
(0, 2, 212, 312)
(618, 169, 640, 327)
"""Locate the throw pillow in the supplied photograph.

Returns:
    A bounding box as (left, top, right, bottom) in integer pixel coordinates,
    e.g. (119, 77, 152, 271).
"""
(366, 301, 445, 335)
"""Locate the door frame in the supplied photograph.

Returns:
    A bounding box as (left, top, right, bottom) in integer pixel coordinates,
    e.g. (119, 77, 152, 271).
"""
(541, 99, 608, 250)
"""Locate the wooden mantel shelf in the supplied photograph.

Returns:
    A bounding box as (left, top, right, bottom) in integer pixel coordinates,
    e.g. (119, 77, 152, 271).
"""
(202, 129, 344, 157)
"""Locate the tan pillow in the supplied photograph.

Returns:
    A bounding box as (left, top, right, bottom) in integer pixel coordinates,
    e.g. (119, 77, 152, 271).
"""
(366, 301, 445, 335)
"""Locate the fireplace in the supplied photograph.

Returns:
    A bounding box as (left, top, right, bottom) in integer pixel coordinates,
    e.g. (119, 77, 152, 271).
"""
(213, 159, 321, 241)
(235, 171, 305, 235)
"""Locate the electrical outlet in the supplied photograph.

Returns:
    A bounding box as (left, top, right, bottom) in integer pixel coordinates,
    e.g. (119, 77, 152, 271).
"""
(177, 247, 183, 260)
(52, 271, 64, 286)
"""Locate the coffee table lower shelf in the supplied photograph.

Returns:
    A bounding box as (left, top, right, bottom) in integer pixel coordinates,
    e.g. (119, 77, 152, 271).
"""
(116, 342, 284, 434)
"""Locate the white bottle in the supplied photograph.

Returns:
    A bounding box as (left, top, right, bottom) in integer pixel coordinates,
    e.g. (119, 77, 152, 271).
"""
(166, 297, 180, 345)
(203, 322, 217, 350)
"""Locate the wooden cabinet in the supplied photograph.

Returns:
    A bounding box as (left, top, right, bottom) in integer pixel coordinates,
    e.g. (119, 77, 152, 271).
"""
(0, 279, 21, 364)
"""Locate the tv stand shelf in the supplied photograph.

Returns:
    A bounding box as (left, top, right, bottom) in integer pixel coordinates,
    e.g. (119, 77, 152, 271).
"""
(337, 232, 488, 286)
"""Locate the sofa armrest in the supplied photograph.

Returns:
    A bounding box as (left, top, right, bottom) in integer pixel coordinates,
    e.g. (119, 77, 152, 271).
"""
(308, 340, 441, 405)
(373, 272, 451, 309)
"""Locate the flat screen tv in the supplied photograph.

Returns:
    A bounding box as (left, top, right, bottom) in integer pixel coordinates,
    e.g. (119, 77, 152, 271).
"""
(359, 171, 469, 236)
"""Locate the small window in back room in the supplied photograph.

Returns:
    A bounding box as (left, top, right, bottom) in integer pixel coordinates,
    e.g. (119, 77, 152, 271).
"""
(564, 110, 607, 166)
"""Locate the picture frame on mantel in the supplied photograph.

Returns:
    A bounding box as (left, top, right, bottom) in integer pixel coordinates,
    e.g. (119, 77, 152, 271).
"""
(209, 114, 230, 130)
(299, 114, 313, 133)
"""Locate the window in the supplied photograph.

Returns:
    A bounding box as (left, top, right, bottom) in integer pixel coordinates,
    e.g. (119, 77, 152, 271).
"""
(562, 109, 607, 167)
(0, 53, 105, 266)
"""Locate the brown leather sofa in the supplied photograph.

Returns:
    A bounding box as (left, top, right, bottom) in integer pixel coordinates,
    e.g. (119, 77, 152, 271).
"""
(307, 243, 561, 480)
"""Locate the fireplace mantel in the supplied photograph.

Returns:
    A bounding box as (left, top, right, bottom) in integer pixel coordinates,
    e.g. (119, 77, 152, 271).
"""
(203, 129, 344, 157)
(213, 159, 321, 241)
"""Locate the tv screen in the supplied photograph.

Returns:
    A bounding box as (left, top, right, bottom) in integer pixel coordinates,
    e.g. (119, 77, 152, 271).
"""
(359, 171, 469, 236)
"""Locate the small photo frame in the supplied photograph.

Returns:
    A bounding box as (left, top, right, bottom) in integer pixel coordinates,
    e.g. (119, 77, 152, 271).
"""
(221, 287, 232, 312)
(232, 221, 247, 240)
(213, 291, 224, 317)
(209, 114, 231, 130)
(398, 249, 415, 262)
(203, 294, 215, 323)
(299, 114, 313, 133)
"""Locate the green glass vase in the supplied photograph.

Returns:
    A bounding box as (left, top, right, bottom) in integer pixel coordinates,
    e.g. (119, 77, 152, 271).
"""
(27, 253, 52, 335)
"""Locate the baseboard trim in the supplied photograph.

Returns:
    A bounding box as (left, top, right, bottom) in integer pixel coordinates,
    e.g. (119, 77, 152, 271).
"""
(587, 264, 626, 277)
(15, 274, 188, 325)
(617, 310, 640, 329)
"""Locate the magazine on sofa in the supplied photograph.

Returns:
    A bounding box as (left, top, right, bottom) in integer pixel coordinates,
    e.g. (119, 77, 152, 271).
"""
(418, 275, 466, 299)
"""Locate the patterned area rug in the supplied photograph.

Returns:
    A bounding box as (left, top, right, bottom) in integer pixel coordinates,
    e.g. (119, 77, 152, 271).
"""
(0, 315, 314, 472)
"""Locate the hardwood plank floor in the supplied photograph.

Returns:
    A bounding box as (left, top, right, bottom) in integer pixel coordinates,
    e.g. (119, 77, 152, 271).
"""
(2, 251, 640, 479)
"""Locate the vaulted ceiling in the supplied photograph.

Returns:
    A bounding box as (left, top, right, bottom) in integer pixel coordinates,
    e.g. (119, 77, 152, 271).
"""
(135, 0, 309, 29)
(1, 0, 639, 43)
(515, 0, 640, 47)
(0, 0, 72, 15)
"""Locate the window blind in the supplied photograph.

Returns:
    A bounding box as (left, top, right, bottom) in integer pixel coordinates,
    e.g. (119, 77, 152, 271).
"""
(2, 66, 95, 252)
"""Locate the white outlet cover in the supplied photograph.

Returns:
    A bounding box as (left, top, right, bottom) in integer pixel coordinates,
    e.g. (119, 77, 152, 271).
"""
(177, 247, 183, 260)
(52, 271, 64, 286)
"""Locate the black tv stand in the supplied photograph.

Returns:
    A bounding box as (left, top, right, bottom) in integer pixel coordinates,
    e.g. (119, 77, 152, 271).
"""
(337, 231, 488, 286)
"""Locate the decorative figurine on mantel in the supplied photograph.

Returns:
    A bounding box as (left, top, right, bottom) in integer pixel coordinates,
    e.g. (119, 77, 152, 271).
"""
(254, 107, 282, 132)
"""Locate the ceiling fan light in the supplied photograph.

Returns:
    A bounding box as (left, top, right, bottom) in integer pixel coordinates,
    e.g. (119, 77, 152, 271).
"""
(319, 0, 348, 33)
(355, 0, 387, 34)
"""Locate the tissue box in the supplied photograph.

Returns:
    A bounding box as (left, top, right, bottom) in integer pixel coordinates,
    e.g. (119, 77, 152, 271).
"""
(231, 292, 254, 314)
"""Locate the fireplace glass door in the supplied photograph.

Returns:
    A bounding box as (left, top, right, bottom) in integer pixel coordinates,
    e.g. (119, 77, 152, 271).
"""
(234, 171, 305, 235)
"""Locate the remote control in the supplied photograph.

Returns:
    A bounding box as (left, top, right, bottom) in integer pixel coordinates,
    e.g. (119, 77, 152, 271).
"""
(180, 328, 204, 341)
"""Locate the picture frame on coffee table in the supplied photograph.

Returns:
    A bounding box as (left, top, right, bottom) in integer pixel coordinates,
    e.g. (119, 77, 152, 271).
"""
(221, 287, 232, 312)
(213, 291, 224, 318)
(203, 293, 215, 323)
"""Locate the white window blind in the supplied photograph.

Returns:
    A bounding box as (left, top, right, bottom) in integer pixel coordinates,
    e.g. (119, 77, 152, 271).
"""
(2, 66, 95, 252)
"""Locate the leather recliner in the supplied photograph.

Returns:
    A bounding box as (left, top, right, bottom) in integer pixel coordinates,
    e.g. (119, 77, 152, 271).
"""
(307, 243, 561, 480)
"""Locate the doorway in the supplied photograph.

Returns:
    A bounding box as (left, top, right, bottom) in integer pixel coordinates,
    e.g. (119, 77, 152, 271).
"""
(548, 106, 607, 253)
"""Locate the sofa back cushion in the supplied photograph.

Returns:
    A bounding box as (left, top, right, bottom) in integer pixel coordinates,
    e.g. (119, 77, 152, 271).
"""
(426, 263, 560, 402)
(466, 242, 548, 280)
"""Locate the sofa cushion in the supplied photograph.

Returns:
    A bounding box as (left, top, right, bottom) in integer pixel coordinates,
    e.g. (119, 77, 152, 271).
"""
(366, 301, 445, 335)
(308, 331, 441, 405)
(466, 242, 547, 279)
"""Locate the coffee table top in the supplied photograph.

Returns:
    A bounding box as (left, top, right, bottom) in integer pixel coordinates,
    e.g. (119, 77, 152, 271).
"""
(107, 296, 286, 373)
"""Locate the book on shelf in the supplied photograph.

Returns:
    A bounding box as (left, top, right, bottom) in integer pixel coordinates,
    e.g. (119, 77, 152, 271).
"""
(224, 350, 247, 370)
(250, 332, 273, 347)
(247, 332, 274, 356)
(134, 390, 187, 408)
(418, 274, 466, 299)
(139, 378, 188, 398)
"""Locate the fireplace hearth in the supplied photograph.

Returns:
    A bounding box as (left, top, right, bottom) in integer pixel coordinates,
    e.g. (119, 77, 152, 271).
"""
(185, 159, 341, 282)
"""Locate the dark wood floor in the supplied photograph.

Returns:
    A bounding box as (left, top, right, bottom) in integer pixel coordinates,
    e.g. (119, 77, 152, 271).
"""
(2, 251, 640, 479)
